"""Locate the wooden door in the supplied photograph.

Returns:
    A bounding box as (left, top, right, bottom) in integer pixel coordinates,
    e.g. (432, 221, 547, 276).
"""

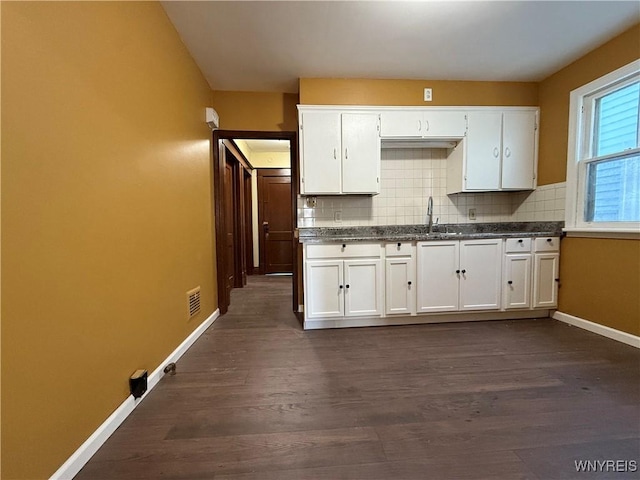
(223, 152, 237, 304)
(243, 169, 254, 276)
(258, 169, 293, 274)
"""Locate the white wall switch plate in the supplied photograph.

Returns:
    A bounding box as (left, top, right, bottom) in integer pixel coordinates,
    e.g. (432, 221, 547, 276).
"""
(334, 210, 342, 223)
(468, 208, 476, 220)
(424, 88, 432, 102)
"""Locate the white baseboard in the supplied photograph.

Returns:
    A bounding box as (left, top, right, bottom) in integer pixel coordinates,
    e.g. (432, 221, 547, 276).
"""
(553, 311, 640, 348)
(50, 309, 220, 480)
(304, 310, 550, 330)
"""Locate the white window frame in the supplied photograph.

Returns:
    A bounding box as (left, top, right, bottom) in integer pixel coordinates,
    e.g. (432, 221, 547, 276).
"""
(565, 59, 640, 239)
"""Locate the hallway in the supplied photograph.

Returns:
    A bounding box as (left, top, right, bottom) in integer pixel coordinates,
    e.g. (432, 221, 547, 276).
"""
(76, 276, 640, 479)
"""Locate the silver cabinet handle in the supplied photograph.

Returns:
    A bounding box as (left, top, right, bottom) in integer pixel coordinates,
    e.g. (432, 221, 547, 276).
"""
(493, 147, 499, 158)
(425, 120, 430, 131)
(418, 120, 422, 132)
(505, 147, 511, 158)
(345, 148, 348, 160)
(333, 148, 337, 159)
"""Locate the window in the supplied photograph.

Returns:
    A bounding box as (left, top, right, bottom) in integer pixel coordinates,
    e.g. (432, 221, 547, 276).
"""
(566, 60, 640, 238)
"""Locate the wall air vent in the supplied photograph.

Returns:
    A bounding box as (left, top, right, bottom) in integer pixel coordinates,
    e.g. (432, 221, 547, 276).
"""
(187, 286, 201, 319)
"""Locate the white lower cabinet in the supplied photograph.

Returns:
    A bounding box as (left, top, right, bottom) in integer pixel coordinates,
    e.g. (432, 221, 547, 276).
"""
(459, 240, 503, 310)
(417, 239, 502, 313)
(304, 235, 559, 326)
(305, 260, 344, 318)
(533, 237, 560, 308)
(385, 243, 416, 315)
(533, 253, 559, 308)
(416, 241, 460, 312)
(304, 244, 383, 320)
(503, 254, 532, 309)
(344, 259, 383, 316)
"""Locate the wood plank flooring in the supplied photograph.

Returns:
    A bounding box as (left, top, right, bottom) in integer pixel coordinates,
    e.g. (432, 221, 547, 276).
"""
(76, 276, 640, 480)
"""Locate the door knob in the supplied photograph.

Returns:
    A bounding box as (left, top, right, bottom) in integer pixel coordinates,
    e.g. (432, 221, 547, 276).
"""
(263, 222, 269, 233)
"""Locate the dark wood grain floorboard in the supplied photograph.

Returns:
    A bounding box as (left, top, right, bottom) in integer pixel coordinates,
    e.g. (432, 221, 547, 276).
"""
(76, 275, 640, 480)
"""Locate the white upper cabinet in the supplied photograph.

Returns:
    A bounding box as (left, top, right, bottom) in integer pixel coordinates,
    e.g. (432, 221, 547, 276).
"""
(447, 108, 538, 193)
(501, 111, 537, 190)
(299, 109, 380, 195)
(342, 113, 382, 194)
(299, 111, 342, 194)
(380, 109, 467, 138)
(464, 111, 503, 191)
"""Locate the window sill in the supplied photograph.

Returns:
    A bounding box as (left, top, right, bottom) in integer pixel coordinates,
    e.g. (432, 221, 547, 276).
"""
(563, 227, 640, 240)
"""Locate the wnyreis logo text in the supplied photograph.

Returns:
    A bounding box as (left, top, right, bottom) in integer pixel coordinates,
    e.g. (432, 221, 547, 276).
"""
(575, 460, 638, 473)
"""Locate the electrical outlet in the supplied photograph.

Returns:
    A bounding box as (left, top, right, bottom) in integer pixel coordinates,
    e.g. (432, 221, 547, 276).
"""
(424, 88, 432, 102)
(334, 210, 342, 223)
(468, 208, 477, 220)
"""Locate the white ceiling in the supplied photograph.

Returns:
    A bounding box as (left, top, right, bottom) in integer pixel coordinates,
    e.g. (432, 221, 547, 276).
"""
(161, 1, 639, 93)
(241, 139, 291, 152)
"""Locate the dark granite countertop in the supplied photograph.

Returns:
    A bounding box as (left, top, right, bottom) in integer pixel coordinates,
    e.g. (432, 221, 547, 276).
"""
(298, 222, 564, 244)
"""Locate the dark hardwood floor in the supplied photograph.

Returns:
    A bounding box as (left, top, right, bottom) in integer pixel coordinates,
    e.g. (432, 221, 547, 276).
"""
(76, 276, 640, 480)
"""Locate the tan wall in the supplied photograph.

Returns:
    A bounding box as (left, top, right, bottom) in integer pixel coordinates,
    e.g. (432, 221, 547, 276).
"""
(538, 23, 640, 336)
(212, 90, 299, 131)
(1, 3, 216, 479)
(559, 238, 640, 336)
(299, 78, 538, 106)
(538, 23, 640, 185)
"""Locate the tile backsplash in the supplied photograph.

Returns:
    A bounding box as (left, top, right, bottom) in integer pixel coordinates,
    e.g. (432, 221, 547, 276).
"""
(297, 148, 565, 227)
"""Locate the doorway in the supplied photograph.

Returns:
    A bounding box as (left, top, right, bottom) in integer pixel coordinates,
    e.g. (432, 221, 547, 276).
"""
(212, 130, 298, 316)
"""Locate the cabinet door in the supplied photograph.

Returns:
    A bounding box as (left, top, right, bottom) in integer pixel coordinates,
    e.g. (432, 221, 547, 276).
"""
(502, 111, 537, 190)
(342, 113, 381, 194)
(416, 241, 459, 312)
(305, 260, 344, 319)
(379, 110, 423, 137)
(465, 112, 502, 190)
(422, 111, 467, 138)
(533, 253, 559, 308)
(344, 259, 383, 317)
(503, 254, 532, 309)
(300, 111, 342, 194)
(459, 239, 502, 310)
(385, 257, 416, 315)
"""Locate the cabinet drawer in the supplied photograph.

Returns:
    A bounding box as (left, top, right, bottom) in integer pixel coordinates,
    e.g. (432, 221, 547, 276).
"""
(505, 238, 532, 253)
(534, 237, 560, 252)
(385, 242, 414, 256)
(306, 243, 381, 259)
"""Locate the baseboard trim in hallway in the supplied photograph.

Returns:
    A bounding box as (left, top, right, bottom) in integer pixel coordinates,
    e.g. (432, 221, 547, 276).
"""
(50, 309, 220, 480)
(553, 311, 640, 348)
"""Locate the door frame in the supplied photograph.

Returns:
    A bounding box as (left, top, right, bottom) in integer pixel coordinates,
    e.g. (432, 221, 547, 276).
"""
(212, 130, 298, 315)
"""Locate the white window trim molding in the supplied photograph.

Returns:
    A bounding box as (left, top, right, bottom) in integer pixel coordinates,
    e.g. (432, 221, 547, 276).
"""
(565, 59, 640, 240)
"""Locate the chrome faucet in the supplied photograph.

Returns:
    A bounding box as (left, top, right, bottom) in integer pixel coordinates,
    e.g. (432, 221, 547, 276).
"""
(426, 196, 433, 233)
